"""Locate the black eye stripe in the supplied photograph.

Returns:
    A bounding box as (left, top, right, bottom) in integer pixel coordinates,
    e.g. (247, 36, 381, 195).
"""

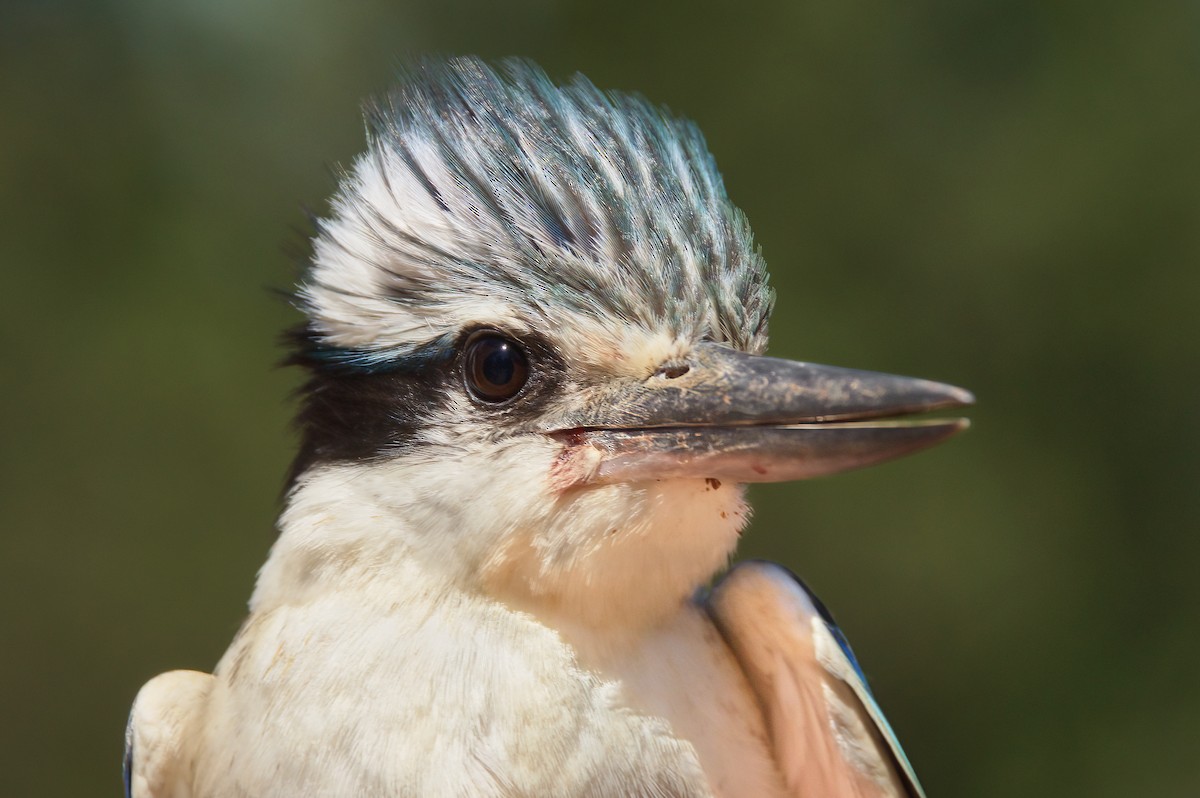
(285, 324, 565, 488)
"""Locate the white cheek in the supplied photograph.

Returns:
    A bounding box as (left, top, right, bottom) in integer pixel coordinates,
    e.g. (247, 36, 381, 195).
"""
(267, 437, 748, 631)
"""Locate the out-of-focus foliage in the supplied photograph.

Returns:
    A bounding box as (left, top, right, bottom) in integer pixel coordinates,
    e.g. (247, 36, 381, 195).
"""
(2, 1, 1197, 795)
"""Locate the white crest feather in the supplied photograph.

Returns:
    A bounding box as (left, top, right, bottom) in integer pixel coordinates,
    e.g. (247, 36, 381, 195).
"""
(300, 57, 774, 364)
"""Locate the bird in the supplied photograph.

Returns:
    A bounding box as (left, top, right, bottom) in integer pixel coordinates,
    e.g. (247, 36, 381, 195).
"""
(125, 56, 972, 798)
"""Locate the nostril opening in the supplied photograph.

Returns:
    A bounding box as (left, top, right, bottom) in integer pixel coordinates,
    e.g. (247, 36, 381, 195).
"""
(658, 364, 690, 379)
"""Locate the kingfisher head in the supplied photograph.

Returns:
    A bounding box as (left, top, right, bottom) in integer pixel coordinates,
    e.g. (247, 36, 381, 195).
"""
(271, 57, 970, 632)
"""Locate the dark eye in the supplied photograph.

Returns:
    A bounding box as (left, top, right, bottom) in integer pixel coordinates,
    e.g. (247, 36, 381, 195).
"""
(463, 332, 530, 403)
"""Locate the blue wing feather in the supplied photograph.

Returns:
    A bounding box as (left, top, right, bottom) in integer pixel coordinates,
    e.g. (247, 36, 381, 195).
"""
(123, 714, 133, 798)
(783, 567, 926, 798)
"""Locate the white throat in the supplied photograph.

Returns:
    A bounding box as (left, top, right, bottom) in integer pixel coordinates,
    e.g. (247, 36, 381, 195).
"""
(253, 445, 749, 643)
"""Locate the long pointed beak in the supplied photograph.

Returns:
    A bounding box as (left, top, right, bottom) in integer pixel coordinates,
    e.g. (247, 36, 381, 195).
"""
(547, 342, 973, 486)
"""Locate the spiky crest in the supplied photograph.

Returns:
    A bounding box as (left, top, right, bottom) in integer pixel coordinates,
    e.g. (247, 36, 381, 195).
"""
(297, 56, 773, 370)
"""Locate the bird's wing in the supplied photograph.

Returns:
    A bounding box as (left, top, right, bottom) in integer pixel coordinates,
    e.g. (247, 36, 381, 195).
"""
(704, 561, 926, 798)
(125, 670, 213, 798)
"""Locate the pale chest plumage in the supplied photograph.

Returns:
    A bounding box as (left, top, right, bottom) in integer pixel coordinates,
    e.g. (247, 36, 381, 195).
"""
(189, 573, 786, 798)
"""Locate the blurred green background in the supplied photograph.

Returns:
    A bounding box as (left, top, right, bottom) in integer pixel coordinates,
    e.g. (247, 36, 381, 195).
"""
(3, 1, 1198, 795)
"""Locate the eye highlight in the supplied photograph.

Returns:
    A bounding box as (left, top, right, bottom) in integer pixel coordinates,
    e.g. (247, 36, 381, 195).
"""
(463, 332, 530, 403)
